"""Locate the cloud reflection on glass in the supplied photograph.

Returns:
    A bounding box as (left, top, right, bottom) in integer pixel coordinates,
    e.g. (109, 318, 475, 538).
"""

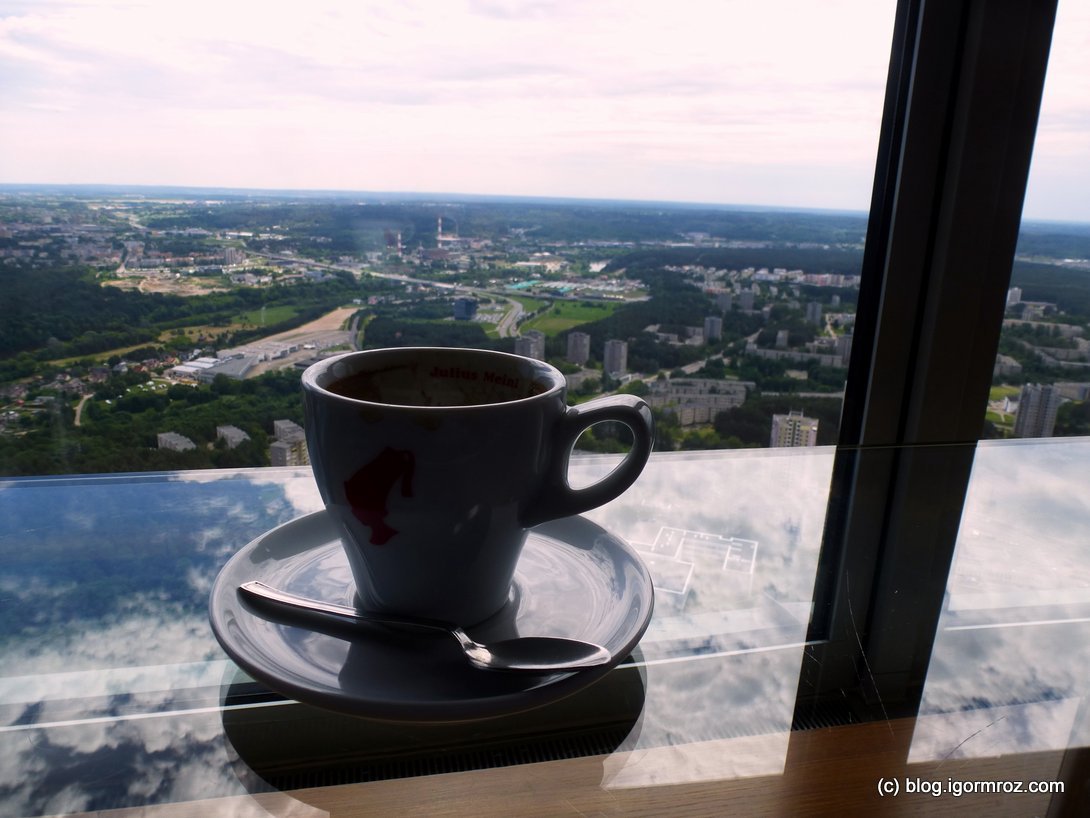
(914, 439, 1090, 762)
(583, 449, 835, 788)
(0, 468, 320, 815)
(5, 440, 1089, 809)
(1, 453, 837, 808)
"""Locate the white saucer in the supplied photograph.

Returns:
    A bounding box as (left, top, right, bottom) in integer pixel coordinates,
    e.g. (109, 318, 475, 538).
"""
(209, 510, 654, 722)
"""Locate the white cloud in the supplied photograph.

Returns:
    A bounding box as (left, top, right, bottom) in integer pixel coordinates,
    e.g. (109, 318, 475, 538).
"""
(0, 0, 899, 209)
(2, 0, 1085, 219)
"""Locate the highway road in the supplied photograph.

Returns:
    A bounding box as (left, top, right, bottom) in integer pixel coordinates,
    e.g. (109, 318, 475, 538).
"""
(248, 251, 528, 338)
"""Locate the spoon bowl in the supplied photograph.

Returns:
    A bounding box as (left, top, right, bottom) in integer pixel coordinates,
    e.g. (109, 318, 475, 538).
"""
(238, 581, 612, 673)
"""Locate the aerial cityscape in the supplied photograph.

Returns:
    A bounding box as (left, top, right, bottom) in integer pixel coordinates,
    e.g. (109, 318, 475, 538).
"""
(3, 1, 1087, 481)
(2, 186, 1089, 476)
(4, 4, 1090, 816)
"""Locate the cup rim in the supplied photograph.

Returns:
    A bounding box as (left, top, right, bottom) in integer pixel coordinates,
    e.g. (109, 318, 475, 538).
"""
(301, 346, 567, 410)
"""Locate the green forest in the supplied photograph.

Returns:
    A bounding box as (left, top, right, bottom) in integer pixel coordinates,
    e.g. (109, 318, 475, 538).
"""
(0, 264, 369, 360)
(0, 370, 306, 475)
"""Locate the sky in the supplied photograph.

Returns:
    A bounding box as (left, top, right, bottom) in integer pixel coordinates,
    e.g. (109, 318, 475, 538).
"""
(0, 0, 1087, 221)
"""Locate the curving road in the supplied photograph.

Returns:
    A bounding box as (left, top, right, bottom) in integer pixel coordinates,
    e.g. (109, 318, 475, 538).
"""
(73, 394, 91, 427)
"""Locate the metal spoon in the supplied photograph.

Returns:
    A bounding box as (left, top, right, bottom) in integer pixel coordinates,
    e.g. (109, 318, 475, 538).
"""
(238, 580, 612, 673)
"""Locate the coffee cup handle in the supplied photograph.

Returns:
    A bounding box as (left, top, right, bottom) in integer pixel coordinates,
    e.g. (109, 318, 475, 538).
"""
(523, 394, 654, 527)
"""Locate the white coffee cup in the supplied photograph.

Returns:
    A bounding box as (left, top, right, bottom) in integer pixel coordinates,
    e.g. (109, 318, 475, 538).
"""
(301, 346, 654, 626)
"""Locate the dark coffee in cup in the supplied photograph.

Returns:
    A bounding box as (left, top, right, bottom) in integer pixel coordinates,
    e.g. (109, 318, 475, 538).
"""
(324, 358, 549, 406)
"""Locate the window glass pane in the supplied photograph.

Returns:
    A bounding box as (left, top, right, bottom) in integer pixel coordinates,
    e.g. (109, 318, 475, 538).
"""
(917, 0, 1090, 764)
(989, 1, 1090, 440)
(0, 1, 894, 476)
(916, 441, 1090, 761)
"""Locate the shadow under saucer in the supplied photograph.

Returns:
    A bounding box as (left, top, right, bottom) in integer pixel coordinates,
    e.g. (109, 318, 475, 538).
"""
(220, 651, 647, 793)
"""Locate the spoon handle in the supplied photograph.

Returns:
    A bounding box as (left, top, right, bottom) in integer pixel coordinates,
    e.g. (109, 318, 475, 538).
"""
(238, 580, 448, 634)
(238, 580, 614, 673)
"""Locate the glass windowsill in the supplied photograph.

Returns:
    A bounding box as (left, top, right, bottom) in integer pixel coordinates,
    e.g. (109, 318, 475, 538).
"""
(1, 441, 1089, 814)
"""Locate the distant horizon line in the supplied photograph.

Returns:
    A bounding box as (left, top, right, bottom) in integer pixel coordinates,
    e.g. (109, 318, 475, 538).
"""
(0, 181, 868, 218)
(1, 181, 1087, 228)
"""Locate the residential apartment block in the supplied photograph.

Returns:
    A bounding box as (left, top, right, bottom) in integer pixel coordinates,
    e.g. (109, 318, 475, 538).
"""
(567, 332, 590, 365)
(1013, 383, 1063, 438)
(646, 378, 751, 427)
(604, 339, 628, 376)
(770, 410, 819, 448)
(514, 330, 546, 361)
(269, 419, 310, 467)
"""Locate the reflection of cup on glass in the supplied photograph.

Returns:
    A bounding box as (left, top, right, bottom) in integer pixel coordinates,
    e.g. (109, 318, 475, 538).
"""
(302, 347, 654, 626)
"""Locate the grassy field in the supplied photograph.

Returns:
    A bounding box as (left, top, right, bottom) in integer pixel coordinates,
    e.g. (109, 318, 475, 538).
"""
(987, 385, 1019, 436)
(522, 300, 620, 336)
(509, 295, 552, 314)
(50, 305, 312, 366)
(155, 305, 303, 346)
(990, 384, 1022, 401)
(237, 305, 299, 327)
(49, 342, 166, 367)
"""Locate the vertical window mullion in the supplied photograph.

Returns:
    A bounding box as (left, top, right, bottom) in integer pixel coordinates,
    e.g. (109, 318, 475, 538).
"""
(796, 0, 1057, 725)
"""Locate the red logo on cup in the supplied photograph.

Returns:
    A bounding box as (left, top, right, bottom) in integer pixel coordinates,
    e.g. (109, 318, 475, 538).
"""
(344, 447, 415, 545)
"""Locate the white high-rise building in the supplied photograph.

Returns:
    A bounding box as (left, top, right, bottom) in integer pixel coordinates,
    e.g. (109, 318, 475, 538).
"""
(704, 316, 723, 342)
(770, 411, 819, 448)
(514, 330, 546, 361)
(270, 419, 309, 466)
(1013, 383, 1063, 438)
(567, 332, 590, 365)
(604, 339, 628, 376)
(836, 333, 854, 365)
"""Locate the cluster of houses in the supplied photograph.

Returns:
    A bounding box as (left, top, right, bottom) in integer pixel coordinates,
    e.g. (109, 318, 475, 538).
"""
(0, 359, 173, 435)
(0, 219, 121, 269)
(156, 418, 308, 466)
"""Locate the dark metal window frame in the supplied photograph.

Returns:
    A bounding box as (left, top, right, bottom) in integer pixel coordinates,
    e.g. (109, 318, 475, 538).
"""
(795, 0, 1058, 723)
